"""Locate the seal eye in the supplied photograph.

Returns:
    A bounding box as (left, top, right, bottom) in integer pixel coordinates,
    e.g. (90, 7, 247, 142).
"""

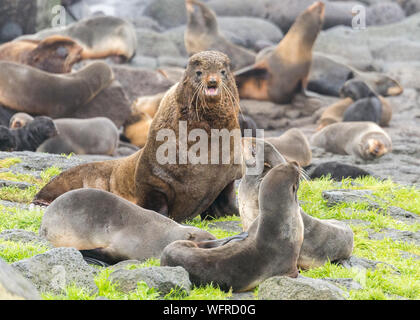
(221, 70, 226, 76)
(196, 71, 202, 77)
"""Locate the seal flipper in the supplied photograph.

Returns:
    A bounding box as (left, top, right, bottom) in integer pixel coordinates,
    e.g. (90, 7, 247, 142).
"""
(196, 232, 248, 249)
(80, 249, 118, 266)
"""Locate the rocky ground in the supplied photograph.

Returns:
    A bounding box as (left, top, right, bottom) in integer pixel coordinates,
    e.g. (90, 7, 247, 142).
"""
(0, 0, 420, 300)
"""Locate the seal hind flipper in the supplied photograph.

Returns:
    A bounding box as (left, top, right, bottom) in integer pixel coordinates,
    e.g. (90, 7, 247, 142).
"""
(80, 249, 117, 266)
(196, 232, 249, 249)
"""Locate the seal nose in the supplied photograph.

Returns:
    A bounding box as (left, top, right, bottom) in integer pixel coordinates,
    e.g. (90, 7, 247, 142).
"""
(207, 75, 219, 87)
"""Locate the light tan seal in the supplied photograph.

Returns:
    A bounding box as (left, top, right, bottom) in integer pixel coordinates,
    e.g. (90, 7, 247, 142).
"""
(0, 61, 113, 118)
(311, 122, 392, 160)
(184, 0, 256, 71)
(39, 188, 217, 264)
(234, 1, 325, 104)
(9, 113, 119, 156)
(265, 128, 312, 167)
(17, 15, 137, 62)
(0, 35, 83, 73)
(161, 162, 304, 292)
(34, 51, 243, 222)
(238, 138, 354, 269)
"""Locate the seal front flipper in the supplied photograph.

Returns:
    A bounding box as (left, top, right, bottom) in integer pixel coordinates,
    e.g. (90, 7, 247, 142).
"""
(196, 232, 248, 249)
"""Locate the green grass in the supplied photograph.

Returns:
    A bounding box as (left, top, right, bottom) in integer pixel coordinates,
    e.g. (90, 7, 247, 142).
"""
(0, 161, 419, 300)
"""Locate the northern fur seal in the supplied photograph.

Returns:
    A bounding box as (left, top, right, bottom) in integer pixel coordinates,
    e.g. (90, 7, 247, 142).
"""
(34, 51, 242, 222)
(184, 0, 256, 71)
(0, 35, 83, 73)
(17, 15, 137, 62)
(311, 122, 392, 160)
(316, 97, 354, 131)
(238, 138, 354, 269)
(343, 97, 383, 124)
(340, 79, 392, 127)
(308, 52, 403, 98)
(0, 116, 57, 151)
(307, 162, 371, 181)
(265, 128, 312, 167)
(161, 162, 304, 292)
(234, 2, 325, 104)
(9, 113, 119, 156)
(39, 188, 217, 264)
(0, 61, 112, 117)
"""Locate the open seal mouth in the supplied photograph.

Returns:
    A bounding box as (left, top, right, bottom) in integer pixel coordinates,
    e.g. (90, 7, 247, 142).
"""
(204, 85, 219, 96)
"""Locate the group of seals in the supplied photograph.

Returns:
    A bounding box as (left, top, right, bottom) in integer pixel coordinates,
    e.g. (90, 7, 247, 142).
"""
(317, 79, 393, 130)
(0, 116, 57, 152)
(238, 139, 353, 269)
(10, 113, 119, 155)
(40, 188, 217, 265)
(162, 161, 304, 292)
(34, 51, 242, 223)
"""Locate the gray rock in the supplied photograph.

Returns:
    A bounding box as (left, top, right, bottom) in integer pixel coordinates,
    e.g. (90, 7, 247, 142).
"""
(258, 275, 348, 300)
(130, 55, 158, 69)
(0, 0, 37, 42)
(109, 266, 191, 296)
(163, 25, 188, 57)
(207, 0, 269, 19)
(366, 2, 406, 26)
(398, 0, 420, 15)
(338, 256, 400, 273)
(322, 189, 377, 207)
(12, 248, 98, 294)
(399, 250, 420, 260)
(111, 65, 174, 103)
(229, 291, 256, 300)
(135, 28, 181, 58)
(218, 17, 283, 52)
(323, 278, 364, 290)
(0, 180, 35, 190)
(0, 229, 52, 248)
(0, 258, 41, 300)
(143, 0, 187, 29)
(368, 228, 420, 246)
(157, 56, 188, 68)
(107, 260, 144, 272)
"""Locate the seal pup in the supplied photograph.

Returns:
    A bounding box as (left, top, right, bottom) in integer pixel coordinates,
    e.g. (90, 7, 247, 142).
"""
(311, 122, 392, 160)
(0, 116, 58, 152)
(234, 2, 325, 104)
(0, 35, 83, 73)
(17, 15, 137, 62)
(161, 162, 304, 292)
(184, 0, 256, 71)
(342, 97, 383, 124)
(34, 51, 243, 223)
(308, 52, 403, 98)
(307, 162, 371, 181)
(316, 97, 354, 131)
(340, 79, 392, 127)
(9, 113, 119, 156)
(0, 61, 113, 117)
(238, 138, 354, 269)
(39, 189, 217, 265)
(265, 128, 312, 167)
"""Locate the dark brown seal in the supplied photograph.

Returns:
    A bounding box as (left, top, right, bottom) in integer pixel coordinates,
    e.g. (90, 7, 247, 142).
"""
(238, 138, 354, 270)
(161, 162, 304, 292)
(184, 0, 256, 71)
(0, 35, 83, 73)
(39, 188, 217, 264)
(234, 1, 325, 104)
(34, 51, 243, 222)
